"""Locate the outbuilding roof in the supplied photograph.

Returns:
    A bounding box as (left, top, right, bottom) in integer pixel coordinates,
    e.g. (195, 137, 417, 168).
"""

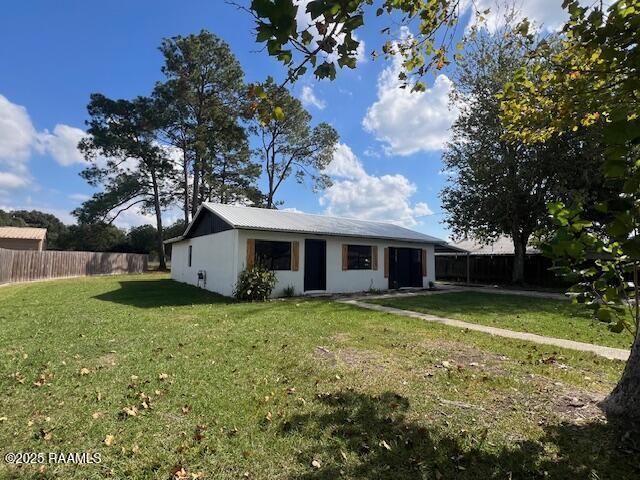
(171, 203, 448, 244)
(0, 226, 47, 240)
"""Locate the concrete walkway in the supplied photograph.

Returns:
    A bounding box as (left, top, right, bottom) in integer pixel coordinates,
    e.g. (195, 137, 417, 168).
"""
(338, 298, 629, 361)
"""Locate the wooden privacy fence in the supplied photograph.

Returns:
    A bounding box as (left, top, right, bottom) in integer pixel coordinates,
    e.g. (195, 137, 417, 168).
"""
(0, 248, 148, 285)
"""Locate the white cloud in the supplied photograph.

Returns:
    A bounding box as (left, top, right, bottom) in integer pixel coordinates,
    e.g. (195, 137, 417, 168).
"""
(362, 42, 457, 155)
(300, 85, 326, 110)
(320, 143, 432, 227)
(0, 95, 36, 171)
(0, 95, 36, 188)
(68, 192, 90, 202)
(323, 143, 366, 178)
(0, 94, 93, 192)
(0, 172, 29, 189)
(464, 0, 614, 33)
(37, 124, 87, 166)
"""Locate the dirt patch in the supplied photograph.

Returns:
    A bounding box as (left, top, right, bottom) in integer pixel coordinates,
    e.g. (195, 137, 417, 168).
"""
(550, 390, 606, 422)
(330, 332, 351, 343)
(314, 346, 337, 366)
(416, 339, 509, 376)
(313, 345, 385, 372)
(96, 352, 117, 368)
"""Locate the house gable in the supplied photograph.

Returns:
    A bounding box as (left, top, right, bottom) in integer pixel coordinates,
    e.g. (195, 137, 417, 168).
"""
(185, 209, 233, 239)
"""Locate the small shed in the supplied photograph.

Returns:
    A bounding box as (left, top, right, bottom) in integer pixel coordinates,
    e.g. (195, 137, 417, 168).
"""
(0, 227, 47, 251)
(166, 203, 456, 297)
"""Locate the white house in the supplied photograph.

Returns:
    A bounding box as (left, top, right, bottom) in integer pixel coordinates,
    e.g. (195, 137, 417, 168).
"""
(166, 203, 449, 297)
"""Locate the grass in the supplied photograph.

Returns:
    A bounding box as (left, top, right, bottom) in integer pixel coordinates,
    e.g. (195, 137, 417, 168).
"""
(0, 274, 638, 479)
(370, 291, 634, 350)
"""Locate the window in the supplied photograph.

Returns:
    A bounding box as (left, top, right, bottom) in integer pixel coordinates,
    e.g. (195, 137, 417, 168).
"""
(255, 240, 291, 270)
(188, 245, 192, 267)
(347, 245, 372, 270)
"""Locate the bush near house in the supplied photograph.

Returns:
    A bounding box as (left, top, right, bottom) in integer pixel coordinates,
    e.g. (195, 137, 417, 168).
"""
(234, 265, 277, 301)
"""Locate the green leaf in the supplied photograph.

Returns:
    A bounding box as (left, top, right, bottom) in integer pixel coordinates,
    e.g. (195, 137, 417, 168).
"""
(273, 106, 285, 122)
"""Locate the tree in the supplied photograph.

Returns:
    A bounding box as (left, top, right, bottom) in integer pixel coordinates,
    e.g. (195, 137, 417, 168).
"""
(0, 210, 27, 227)
(441, 23, 607, 283)
(500, 1, 640, 417)
(155, 30, 255, 219)
(76, 94, 174, 270)
(127, 224, 159, 256)
(246, 0, 466, 89)
(58, 223, 128, 252)
(200, 116, 263, 205)
(250, 79, 338, 208)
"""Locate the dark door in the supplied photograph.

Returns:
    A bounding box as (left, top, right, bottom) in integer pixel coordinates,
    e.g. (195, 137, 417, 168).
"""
(304, 239, 326, 291)
(389, 247, 422, 289)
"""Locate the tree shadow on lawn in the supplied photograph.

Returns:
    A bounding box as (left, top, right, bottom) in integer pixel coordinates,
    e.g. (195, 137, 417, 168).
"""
(281, 390, 640, 479)
(93, 279, 234, 308)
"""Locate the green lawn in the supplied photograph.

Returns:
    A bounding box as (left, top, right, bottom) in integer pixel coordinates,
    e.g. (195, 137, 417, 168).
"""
(370, 291, 634, 350)
(0, 274, 637, 479)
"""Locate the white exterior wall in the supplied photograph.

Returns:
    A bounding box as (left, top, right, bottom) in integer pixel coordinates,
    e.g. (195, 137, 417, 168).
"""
(236, 230, 436, 297)
(170, 229, 238, 296)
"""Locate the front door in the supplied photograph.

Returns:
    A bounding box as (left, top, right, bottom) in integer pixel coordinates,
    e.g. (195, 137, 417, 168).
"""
(304, 239, 326, 291)
(389, 247, 422, 289)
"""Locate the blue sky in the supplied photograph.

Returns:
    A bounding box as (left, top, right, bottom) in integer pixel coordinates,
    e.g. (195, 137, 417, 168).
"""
(0, 0, 573, 239)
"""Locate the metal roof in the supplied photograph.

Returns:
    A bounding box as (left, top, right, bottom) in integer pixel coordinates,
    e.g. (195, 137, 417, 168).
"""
(445, 236, 540, 255)
(0, 227, 47, 240)
(177, 203, 447, 244)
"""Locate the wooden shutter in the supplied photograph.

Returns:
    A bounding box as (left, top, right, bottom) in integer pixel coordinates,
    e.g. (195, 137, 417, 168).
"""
(384, 247, 389, 278)
(372, 246, 378, 270)
(246, 239, 255, 269)
(291, 241, 299, 271)
(422, 248, 427, 277)
(342, 244, 348, 270)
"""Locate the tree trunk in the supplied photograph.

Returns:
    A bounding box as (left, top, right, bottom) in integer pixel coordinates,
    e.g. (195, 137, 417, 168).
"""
(191, 153, 200, 218)
(182, 144, 190, 224)
(150, 170, 167, 271)
(601, 263, 640, 418)
(511, 233, 527, 284)
(601, 330, 640, 418)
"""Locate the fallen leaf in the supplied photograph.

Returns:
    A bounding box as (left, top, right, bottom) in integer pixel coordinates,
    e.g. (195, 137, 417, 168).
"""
(104, 434, 114, 446)
(159, 373, 169, 381)
(441, 361, 452, 369)
(340, 450, 347, 461)
(311, 459, 321, 469)
(123, 406, 138, 417)
(265, 412, 272, 422)
(380, 439, 392, 450)
(181, 405, 191, 414)
(80, 368, 90, 376)
(172, 467, 189, 480)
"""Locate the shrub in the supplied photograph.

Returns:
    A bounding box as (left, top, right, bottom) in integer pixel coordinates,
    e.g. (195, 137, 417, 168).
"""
(282, 285, 296, 297)
(234, 266, 277, 301)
